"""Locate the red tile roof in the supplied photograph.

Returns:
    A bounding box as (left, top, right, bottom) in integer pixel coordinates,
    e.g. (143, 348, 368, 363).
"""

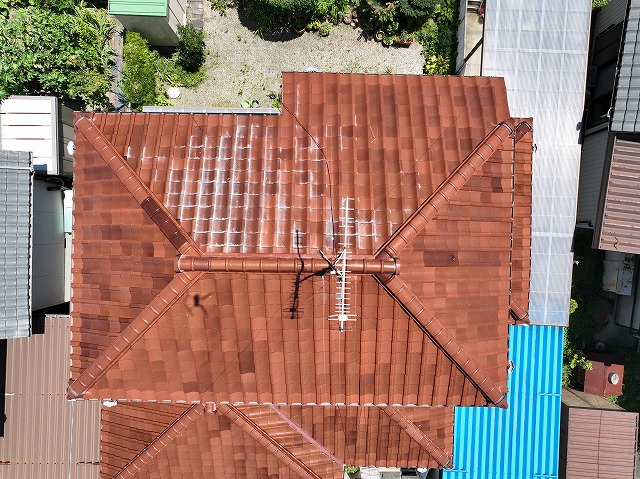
(100, 402, 454, 478)
(70, 72, 533, 476)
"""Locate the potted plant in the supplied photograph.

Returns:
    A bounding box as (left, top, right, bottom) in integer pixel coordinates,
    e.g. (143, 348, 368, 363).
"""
(292, 17, 306, 33)
(393, 31, 414, 46)
(374, 30, 384, 41)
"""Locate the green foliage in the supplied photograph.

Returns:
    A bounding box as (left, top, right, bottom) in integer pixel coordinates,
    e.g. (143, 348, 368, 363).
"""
(156, 55, 206, 88)
(563, 230, 613, 388)
(209, 0, 227, 14)
(592, 0, 609, 8)
(121, 32, 161, 111)
(318, 21, 332, 36)
(245, 0, 348, 34)
(396, 0, 435, 23)
(345, 466, 360, 474)
(121, 31, 206, 110)
(271, 92, 282, 108)
(177, 23, 206, 73)
(415, 14, 455, 74)
(0, 6, 113, 107)
(562, 299, 591, 387)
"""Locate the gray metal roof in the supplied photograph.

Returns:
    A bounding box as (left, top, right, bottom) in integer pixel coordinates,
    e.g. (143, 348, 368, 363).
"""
(612, 0, 640, 132)
(0, 149, 32, 338)
(482, 0, 591, 326)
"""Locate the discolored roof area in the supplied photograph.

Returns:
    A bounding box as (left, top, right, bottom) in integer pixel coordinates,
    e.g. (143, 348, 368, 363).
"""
(70, 72, 533, 477)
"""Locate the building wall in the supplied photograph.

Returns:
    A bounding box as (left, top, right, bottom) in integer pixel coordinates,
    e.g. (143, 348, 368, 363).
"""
(32, 180, 65, 311)
(576, 128, 609, 226)
(116, 15, 179, 46)
(167, 0, 187, 32)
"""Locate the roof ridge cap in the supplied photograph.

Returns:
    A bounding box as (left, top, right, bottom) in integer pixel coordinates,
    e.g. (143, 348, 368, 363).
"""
(383, 406, 452, 468)
(112, 404, 204, 479)
(217, 404, 328, 479)
(74, 116, 203, 256)
(374, 275, 507, 408)
(376, 118, 526, 260)
(68, 272, 203, 399)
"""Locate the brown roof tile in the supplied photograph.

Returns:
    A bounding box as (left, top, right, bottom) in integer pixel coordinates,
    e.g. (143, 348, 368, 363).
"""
(71, 73, 533, 474)
(100, 402, 454, 478)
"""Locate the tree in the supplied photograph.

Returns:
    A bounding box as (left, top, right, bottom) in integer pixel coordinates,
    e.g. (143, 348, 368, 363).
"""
(0, 6, 113, 108)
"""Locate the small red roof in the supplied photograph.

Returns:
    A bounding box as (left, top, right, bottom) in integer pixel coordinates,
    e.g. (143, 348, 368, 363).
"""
(70, 72, 532, 476)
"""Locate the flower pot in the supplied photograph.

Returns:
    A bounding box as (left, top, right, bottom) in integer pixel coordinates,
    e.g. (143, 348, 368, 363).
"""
(292, 18, 306, 33)
(393, 35, 413, 47)
(241, 99, 250, 108)
(251, 99, 260, 108)
(374, 31, 384, 42)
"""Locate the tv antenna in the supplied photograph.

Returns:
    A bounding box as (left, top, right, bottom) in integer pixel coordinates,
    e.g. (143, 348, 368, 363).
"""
(326, 197, 357, 332)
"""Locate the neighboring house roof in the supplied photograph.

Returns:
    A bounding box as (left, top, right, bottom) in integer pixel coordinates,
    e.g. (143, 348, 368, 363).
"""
(70, 72, 533, 475)
(611, 0, 640, 133)
(0, 149, 31, 338)
(0, 315, 101, 478)
(560, 387, 639, 479)
(481, 0, 592, 327)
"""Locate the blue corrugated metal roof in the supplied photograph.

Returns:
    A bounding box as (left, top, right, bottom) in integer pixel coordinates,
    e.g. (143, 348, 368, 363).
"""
(442, 325, 563, 479)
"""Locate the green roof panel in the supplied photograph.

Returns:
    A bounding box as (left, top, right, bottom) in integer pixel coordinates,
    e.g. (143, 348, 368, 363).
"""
(108, 0, 168, 16)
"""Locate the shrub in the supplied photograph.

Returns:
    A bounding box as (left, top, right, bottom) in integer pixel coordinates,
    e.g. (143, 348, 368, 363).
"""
(156, 55, 205, 88)
(318, 21, 332, 36)
(0, 6, 113, 107)
(121, 32, 160, 110)
(177, 23, 206, 72)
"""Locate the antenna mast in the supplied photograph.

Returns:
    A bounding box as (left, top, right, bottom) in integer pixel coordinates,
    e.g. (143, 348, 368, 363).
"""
(329, 197, 356, 332)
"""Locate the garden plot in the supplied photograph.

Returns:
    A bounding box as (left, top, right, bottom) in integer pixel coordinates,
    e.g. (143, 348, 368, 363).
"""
(171, 7, 424, 109)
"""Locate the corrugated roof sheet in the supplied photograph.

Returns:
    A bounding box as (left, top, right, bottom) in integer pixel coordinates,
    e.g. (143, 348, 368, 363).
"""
(0, 315, 101, 478)
(482, 0, 592, 326)
(0, 149, 31, 338)
(70, 73, 533, 410)
(611, 0, 640, 132)
(443, 324, 564, 479)
(597, 137, 640, 253)
(560, 389, 639, 479)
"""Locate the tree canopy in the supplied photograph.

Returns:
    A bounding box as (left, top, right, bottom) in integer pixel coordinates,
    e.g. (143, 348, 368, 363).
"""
(0, 6, 113, 108)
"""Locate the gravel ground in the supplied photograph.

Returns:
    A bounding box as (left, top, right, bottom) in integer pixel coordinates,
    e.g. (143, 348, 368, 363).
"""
(172, 7, 425, 108)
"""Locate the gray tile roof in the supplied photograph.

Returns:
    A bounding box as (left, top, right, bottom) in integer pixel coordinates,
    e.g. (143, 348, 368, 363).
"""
(0, 150, 32, 338)
(612, 0, 640, 132)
